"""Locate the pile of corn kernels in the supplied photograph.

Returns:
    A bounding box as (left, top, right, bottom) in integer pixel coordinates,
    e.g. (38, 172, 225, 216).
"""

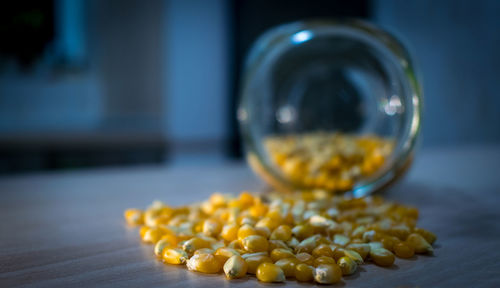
(265, 133, 394, 192)
(124, 190, 436, 284)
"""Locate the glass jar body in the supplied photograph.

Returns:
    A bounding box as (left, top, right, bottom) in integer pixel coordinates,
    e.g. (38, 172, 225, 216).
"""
(238, 20, 422, 197)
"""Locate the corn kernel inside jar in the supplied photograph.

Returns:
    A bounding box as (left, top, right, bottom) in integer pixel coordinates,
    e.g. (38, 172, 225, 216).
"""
(264, 132, 394, 192)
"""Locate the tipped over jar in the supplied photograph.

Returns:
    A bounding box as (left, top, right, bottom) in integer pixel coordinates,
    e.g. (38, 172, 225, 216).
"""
(238, 19, 422, 197)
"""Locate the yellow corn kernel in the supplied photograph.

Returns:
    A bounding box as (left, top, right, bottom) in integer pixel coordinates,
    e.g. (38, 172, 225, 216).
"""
(160, 234, 177, 248)
(224, 255, 248, 279)
(270, 225, 292, 241)
(154, 238, 170, 257)
(176, 232, 194, 242)
(186, 253, 222, 274)
(275, 257, 299, 278)
(214, 247, 240, 263)
(295, 235, 319, 254)
(368, 241, 383, 251)
(384, 235, 401, 251)
(202, 219, 221, 237)
(296, 252, 315, 266)
(142, 227, 163, 244)
(235, 248, 246, 255)
(350, 238, 364, 244)
(151, 215, 171, 226)
(362, 230, 379, 242)
(182, 237, 212, 255)
(221, 224, 239, 242)
(333, 234, 350, 246)
(241, 235, 268, 253)
(139, 226, 149, 238)
(239, 216, 256, 226)
(331, 247, 346, 261)
(245, 255, 272, 274)
(394, 242, 414, 259)
(218, 209, 231, 223)
(249, 204, 268, 218)
(124, 209, 144, 226)
(237, 224, 257, 240)
(227, 239, 243, 249)
(143, 209, 161, 227)
(238, 191, 254, 208)
(370, 247, 395, 267)
(414, 227, 437, 244)
(287, 237, 300, 249)
(406, 233, 433, 254)
(270, 248, 295, 262)
(241, 252, 268, 259)
(309, 215, 334, 232)
(211, 241, 225, 250)
(337, 178, 354, 191)
(194, 248, 215, 255)
(343, 249, 364, 264)
(313, 256, 336, 267)
(200, 202, 215, 215)
(295, 263, 314, 282)
(346, 243, 370, 260)
(351, 225, 366, 238)
(389, 224, 411, 240)
(317, 236, 333, 245)
(314, 264, 342, 284)
(338, 256, 357, 275)
(266, 209, 284, 222)
(255, 226, 271, 238)
(255, 217, 279, 231)
(209, 193, 226, 207)
(404, 206, 419, 219)
(268, 240, 289, 252)
(292, 224, 314, 240)
(227, 199, 242, 209)
(163, 248, 188, 264)
(256, 263, 286, 283)
(312, 244, 335, 258)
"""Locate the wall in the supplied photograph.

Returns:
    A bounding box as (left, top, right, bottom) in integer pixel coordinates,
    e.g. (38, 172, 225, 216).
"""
(374, 0, 500, 147)
(164, 0, 229, 157)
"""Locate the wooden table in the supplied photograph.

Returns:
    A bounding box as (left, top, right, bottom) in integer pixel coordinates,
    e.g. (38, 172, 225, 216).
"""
(1, 146, 499, 287)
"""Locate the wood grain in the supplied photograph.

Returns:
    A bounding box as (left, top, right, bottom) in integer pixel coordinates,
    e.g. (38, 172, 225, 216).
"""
(1, 146, 500, 287)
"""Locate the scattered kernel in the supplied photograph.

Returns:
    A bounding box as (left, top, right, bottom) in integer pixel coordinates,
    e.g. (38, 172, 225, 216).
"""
(163, 248, 188, 265)
(241, 235, 269, 253)
(414, 227, 437, 244)
(256, 263, 285, 283)
(124, 209, 144, 226)
(270, 248, 295, 262)
(314, 264, 342, 284)
(338, 256, 357, 275)
(295, 263, 314, 282)
(125, 190, 437, 285)
(224, 255, 248, 279)
(406, 233, 433, 254)
(370, 248, 395, 267)
(394, 242, 415, 259)
(186, 253, 222, 274)
(274, 257, 299, 278)
(245, 254, 273, 274)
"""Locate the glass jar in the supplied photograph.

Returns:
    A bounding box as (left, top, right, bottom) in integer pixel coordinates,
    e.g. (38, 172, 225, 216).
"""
(238, 19, 422, 197)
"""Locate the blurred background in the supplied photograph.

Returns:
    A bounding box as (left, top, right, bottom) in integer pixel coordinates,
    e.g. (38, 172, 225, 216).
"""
(0, 0, 499, 174)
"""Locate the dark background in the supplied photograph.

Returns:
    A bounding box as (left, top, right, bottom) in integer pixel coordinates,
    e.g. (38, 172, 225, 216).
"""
(0, 0, 499, 174)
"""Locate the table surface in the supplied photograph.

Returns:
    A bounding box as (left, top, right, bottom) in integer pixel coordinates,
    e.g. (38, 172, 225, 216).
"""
(1, 146, 500, 288)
